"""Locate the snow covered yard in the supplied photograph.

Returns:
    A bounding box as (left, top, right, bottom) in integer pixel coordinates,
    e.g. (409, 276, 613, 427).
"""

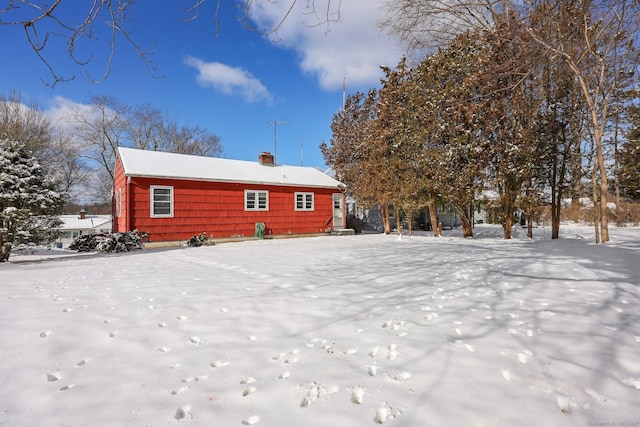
(1, 224, 639, 427)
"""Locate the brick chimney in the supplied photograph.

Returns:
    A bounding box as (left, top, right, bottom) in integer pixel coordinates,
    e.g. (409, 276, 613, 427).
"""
(258, 151, 275, 166)
(79, 209, 86, 220)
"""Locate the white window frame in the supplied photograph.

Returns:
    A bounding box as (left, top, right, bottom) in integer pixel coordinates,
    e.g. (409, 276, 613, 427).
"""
(295, 192, 314, 211)
(150, 185, 174, 218)
(114, 188, 122, 218)
(245, 190, 269, 211)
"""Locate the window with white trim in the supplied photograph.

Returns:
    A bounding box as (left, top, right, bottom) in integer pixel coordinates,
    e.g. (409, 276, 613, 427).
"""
(114, 188, 122, 217)
(150, 186, 173, 217)
(245, 190, 269, 211)
(295, 192, 314, 211)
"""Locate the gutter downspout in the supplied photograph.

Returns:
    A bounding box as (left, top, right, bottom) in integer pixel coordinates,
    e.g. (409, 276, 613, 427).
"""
(126, 176, 132, 232)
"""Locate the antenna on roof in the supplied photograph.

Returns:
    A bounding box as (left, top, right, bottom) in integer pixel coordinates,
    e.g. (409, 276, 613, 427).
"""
(342, 71, 346, 109)
(268, 120, 290, 165)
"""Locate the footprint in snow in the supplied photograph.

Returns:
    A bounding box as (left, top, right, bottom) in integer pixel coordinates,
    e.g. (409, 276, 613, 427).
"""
(175, 405, 191, 420)
(47, 371, 62, 382)
(387, 371, 412, 383)
(171, 386, 189, 395)
(189, 336, 203, 345)
(351, 387, 366, 404)
(241, 377, 257, 384)
(517, 349, 533, 364)
(374, 403, 395, 424)
(39, 330, 52, 338)
(211, 360, 230, 368)
(182, 375, 208, 383)
(76, 359, 90, 367)
(300, 383, 339, 407)
(621, 378, 640, 389)
(555, 395, 572, 413)
(387, 344, 398, 360)
(367, 364, 379, 377)
(391, 321, 405, 331)
(242, 415, 260, 425)
(284, 352, 299, 364)
(584, 388, 607, 402)
(242, 387, 257, 397)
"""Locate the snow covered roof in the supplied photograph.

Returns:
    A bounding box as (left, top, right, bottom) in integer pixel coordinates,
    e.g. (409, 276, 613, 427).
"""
(59, 215, 112, 231)
(117, 147, 343, 189)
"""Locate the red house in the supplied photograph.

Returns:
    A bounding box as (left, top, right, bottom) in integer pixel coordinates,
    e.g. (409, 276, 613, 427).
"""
(112, 147, 346, 242)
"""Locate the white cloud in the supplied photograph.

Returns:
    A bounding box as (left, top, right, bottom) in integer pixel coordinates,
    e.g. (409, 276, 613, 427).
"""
(46, 96, 92, 127)
(248, 0, 404, 91)
(184, 56, 273, 104)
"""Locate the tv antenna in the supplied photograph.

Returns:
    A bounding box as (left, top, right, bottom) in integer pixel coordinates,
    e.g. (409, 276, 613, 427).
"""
(268, 120, 290, 164)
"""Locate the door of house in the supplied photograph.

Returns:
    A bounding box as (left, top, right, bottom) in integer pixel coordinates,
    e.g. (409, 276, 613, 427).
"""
(332, 193, 344, 230)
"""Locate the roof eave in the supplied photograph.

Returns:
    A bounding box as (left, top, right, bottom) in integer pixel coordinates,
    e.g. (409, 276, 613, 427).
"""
(123, 173, 343, 189)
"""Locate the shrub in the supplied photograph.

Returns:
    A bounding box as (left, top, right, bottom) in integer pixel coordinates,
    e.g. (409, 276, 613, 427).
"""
(346, 214, 365, 234)
(69, 230, 148, 253)
(187, 232, 214, 247)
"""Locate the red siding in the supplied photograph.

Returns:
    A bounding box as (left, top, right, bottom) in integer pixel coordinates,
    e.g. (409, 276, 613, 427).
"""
(112, 156, 128, 234)
(115, 173, 343, 242)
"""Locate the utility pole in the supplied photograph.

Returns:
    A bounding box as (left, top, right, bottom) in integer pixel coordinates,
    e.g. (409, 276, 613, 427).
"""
(268, 120, 290, 164)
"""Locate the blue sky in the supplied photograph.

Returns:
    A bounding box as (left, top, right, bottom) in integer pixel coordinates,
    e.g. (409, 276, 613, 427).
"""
(0, 1, 404, 169)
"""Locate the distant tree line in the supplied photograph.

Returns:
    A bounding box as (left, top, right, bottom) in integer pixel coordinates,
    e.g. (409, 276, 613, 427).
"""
(0, 91, 223, 205)
(323, 0, 640, 243)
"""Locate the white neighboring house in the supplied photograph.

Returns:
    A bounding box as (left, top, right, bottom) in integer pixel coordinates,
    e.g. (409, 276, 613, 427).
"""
(57, 210, 112, 248)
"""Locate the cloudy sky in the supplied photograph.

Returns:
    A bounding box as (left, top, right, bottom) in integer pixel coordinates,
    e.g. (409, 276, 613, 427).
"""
(0, 1, 405, 168)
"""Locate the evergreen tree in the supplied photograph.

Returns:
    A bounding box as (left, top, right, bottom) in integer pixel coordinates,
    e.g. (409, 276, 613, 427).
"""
(0, 138, 66, 262)
(619, 105, 640, 200)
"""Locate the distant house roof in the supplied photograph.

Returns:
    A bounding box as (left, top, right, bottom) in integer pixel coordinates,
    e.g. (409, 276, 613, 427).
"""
(59, 215, 112, 231)
(117, 147, 343, 189)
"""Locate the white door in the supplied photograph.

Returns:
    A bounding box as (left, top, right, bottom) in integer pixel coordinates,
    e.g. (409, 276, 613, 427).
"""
(332, 193, 344, 230)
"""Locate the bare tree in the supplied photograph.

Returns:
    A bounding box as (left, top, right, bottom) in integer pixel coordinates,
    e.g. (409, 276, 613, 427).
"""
(66, 94, 130, 183)
(525, 0, 640, 243)
(381, 0, 508, 53)
(0, 1, 341, 87)
(45, 131, 92, 201)
(128, 103, 165, 151)
(160, 120, 223, 157)
(0, 91, 53, 155)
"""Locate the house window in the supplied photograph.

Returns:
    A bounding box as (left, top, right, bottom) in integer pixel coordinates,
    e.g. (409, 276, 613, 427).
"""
(295, 192, 314, 211)
(114, 188, 122, 218)
(151, 186, 173, 218)
(245, 190, 268, 211)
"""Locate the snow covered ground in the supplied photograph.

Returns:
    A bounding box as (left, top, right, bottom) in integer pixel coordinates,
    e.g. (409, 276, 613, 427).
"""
(1, 224, 639, 427)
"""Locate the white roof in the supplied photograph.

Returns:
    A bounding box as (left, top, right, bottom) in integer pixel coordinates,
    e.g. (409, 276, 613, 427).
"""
(117, 147, 343, 189)
(59, 215, 112, 231)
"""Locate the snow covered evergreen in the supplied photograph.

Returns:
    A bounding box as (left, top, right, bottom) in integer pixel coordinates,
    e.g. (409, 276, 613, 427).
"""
(0, 138, 66, 261)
